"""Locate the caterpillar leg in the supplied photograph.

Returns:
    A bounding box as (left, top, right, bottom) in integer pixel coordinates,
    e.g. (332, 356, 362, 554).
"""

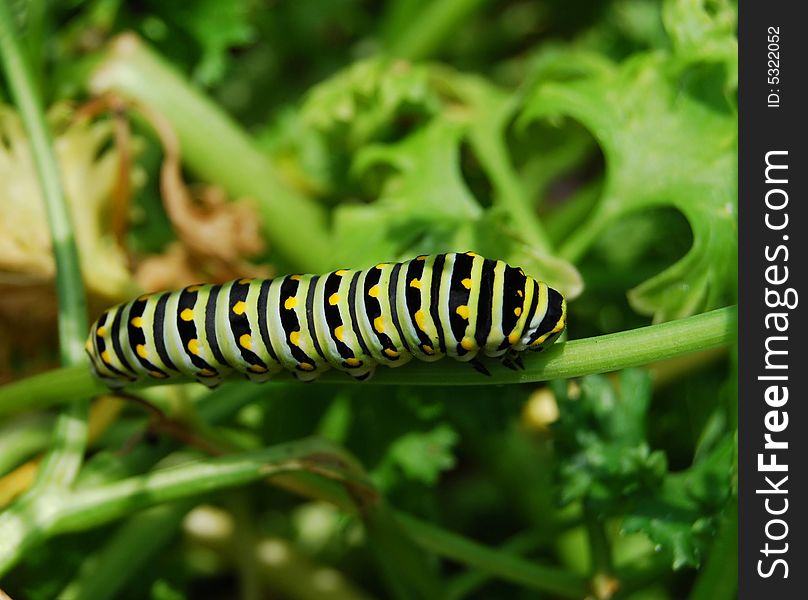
(197, 376, 222, 388)
(500, 349, 525, 371)
(469, 358, 491, 376)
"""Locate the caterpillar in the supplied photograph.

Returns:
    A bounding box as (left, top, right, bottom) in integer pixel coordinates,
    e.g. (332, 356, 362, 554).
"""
(86, 252, 566, 388)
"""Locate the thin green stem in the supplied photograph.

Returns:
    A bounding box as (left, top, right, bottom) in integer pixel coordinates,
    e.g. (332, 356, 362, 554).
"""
(0, 0, 89, 489)
(396, 511, 589, 598)
(0, 0, 88, 366)
(385, 0, 490, 60)
(0, 437, 370, 574)
(89, 33, 333, 272)
(0, 306, 737, 416)
(584, 502, 613, 577)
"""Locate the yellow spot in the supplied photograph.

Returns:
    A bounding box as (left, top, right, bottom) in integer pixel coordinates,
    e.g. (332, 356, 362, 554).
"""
(232, 301, 246, 315)
(518, 269, 525, 276)
(136, 344, 148, 359)
(290, 275, 301, 281)
(335, 269, 348, 276)
(374, 316, 385, 333)
(101, 350, 111, 363)
(416, 255, 427, 261)
(137, 294, 151, 302)
(376, 263, 387, 269)
(239, 334, 252, 350)
(384, 348, 400, 358)
(461, 278, 472, 289)
(85, 339, 93, 351)
(461, 338, 475, 351)
(456, 305, 470, 320)
(299, 362, 315, 371)
(180, 308, 194, 321)
(517, 290, 523, 297)
(150, 370, 167, 379)
(130, 317, 143, 328)
(238, 278, 251, 285)
(466, 251, 478, 257)
(290, 331, 301, 347)
(334, 325, 345, 342)
(414, 309, 428, 331)
(96, 326, 107, 337)
(249, 364, 268, 373)
(329, 293, 340, 306)
(284, 296, 297, 310)
(422, 344, 434, 355)
(368, 284, 380, 298)
(188, 339, 201, 355)
(410, 278, 421, 289)
(198, 368, 215, 376)
(508, 332, 520, 345)
(514, 307, 522, 317)
(345, 357, 361, 367)
(186, 285, 202, 293)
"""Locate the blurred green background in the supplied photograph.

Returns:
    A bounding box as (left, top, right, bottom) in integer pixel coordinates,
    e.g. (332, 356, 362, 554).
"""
(0, 0, 737, 598)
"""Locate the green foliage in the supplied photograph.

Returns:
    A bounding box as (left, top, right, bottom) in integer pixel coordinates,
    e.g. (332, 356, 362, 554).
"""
(521, 0, 737, 321)
(0, 0, 738, 598)
(552, 370, 734, 569)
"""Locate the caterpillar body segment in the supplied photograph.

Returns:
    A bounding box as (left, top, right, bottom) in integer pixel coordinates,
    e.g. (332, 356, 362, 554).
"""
(86, 253, 567, 388)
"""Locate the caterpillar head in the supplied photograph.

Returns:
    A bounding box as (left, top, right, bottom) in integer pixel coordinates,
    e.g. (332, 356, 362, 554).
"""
(520, 286, 566, 352)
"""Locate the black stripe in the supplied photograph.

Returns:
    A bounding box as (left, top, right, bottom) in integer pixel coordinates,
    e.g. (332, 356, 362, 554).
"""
(178, 288, 214, 371)
(305, 275, 327, 360)
(257, 279, 279, 361)
(535, 287, 564, 338)
(404, 259, 432, 350)
(348, 270, 372, 356)
(127, 299, 166, 376)
(229, 282, 266, 369)
(110, 305, 137, 375)
(153, 293, 178, 371)
(279, 276, 315, 366)
(205, 285, 229, 366)
(501, 279, 540, 350)
(474, 259, 496, 348)
(428, 254, 448, 354)
(522, 280, 541, 335)
(388, 261, 411, 353)
(448, 253, 474, 345)
(501, 265, 526, 338)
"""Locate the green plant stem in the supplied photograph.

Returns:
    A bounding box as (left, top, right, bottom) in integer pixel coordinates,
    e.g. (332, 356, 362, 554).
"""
(584, 500, 613, 579)
(396, 511, 589, 598)
(0, 0, 87, 366)
(89, 33, 333, 272)
(57, 502, 193, 600)
(0, 0, 89, 490)
(385, 0, 490, 60)
(0, 414, 53, 476)
(0, 306, 737, 415)
(0, 437, 369, 574)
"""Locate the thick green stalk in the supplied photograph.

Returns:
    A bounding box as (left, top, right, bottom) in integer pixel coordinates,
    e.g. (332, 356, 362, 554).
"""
(89, 33, 333, 272)
(0, 0, 89, 489)
(0, 306, 737, 416)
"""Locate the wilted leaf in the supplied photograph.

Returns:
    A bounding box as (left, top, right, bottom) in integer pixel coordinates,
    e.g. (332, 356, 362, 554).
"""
(0, 103, 136, 300)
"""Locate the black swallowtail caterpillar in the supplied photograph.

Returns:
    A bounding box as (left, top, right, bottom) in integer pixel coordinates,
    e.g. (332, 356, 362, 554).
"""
(86, 252, 567, 388)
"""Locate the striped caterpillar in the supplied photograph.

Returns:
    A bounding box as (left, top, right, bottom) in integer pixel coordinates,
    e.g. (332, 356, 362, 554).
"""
(86, 252, 567, 387)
